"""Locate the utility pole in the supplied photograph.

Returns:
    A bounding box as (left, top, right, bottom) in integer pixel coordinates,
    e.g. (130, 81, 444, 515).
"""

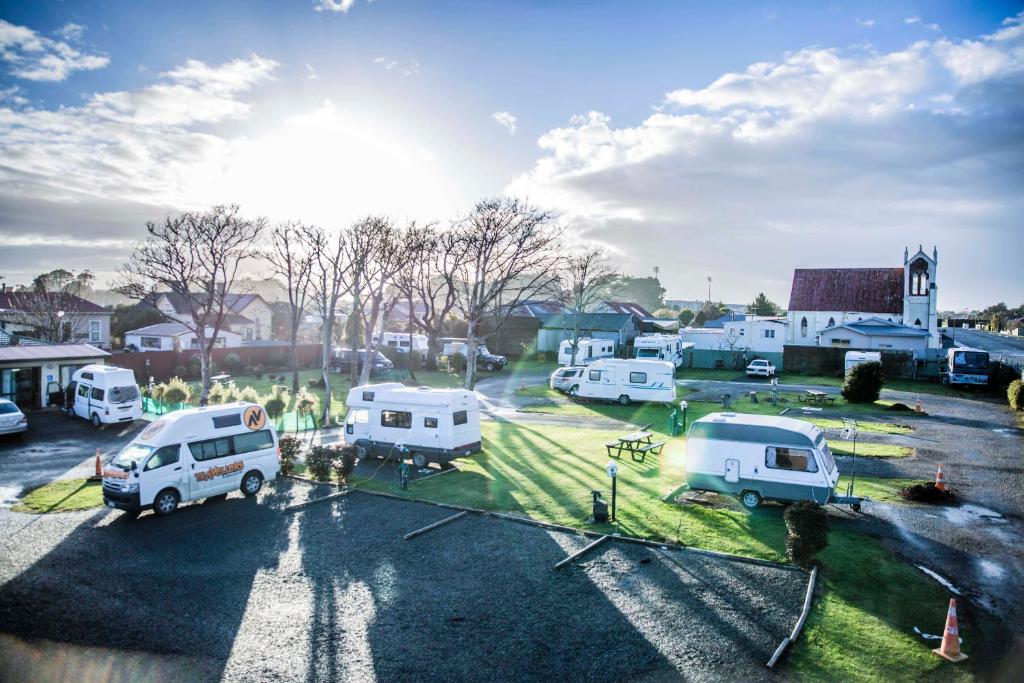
(707, 276, 712, 303)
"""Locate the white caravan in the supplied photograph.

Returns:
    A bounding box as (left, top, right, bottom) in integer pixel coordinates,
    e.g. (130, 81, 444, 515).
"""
(634, 334, 685, 368)
(102, 402, 279, 516)
(344, 383, 482, 467)
(66, 365, 143, 427)
(572, 358, 675, 404)
(844, 351, 881, 375)
(684, 412, 859, 510)
(373, 331, 429, 354)
(558, 337, 615, 366)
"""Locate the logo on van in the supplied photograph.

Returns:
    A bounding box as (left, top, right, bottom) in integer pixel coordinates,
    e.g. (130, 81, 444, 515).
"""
(194, 460, 244, 482)
(243, 406, 266, 431)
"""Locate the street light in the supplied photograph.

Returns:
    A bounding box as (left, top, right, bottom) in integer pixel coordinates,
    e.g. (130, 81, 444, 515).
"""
(606, 460, 619, 522)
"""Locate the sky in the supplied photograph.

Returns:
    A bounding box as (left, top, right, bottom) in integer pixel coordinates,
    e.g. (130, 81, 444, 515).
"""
(0, 0, 1022, 311)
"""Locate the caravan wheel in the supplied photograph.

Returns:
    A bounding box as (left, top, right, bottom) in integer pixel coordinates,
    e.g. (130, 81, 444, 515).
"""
(739, 491, 762, 509)
(617, 394, 630, 406)
(411, 452, 428, 468)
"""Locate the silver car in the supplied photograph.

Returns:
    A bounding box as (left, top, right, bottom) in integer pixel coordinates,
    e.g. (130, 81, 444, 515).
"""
(549, 366, 586, 393)
(0, 399, 28, 436)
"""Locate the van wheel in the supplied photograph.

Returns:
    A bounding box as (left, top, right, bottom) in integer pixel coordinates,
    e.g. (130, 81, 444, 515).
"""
(241, 471, 263, 497)
(617, 394, 630, 406)
(740, 491, 762, 509)
(153, 489, 180, 516)
(412, 452, 428, 468)
(91, 412, 101, 427)
(485, 362, 495, 372)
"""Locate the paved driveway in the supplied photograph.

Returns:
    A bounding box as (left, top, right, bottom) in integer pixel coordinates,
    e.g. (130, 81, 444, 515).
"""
(944, 328, 1024, 364)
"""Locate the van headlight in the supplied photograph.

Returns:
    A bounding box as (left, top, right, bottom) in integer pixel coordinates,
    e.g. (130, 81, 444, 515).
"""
(121, 482, 139, 493)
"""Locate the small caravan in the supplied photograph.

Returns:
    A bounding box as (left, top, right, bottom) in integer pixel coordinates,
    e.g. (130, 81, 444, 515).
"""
(572, 358, 675, 404)
(102, 402, 279, 516)
(844, 351, 881, 375)
(373, 332, 429, 354)
(66, 364, 143, 426)
(634, 334, 684, 368)
(685, 412, 857, 509)
(558, 337, 615, 366)
(344, 383, 482, 467)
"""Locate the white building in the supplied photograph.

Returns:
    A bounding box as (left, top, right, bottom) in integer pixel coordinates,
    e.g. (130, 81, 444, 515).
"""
(786, 246, 940, 351)
(0, 343, 110, 408)
(721, 317, 787, 353)
(679, 327, 725, 350)
(125, 323, 243, 352)
(149, 292, 273, 342)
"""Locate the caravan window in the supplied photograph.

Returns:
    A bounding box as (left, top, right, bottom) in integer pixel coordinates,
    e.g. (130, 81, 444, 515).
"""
(362, 391, 375, 401)
(588, 369, 601, 381)
(453, 410, 468, 426)
(144, 445, 180, 471)
(78, 384, 89, 398)
(629, 372, 647, 384)
(346, 409, 369, 425)
(424, 417, 438, 428)
(766, 446, 818, 473)
(381, 410, 412, 429)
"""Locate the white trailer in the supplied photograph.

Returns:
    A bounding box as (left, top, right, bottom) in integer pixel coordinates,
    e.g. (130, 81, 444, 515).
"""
(684, 412, 860, 510)
(558, 337, 615, 366)
(373, 331, 429, 354)
(66, 364, 143, 427)
(844, 351, 881, 375)
(634, 334, 685, 368)
(572, 358, 675, 404)
(344, 383, 482, 467)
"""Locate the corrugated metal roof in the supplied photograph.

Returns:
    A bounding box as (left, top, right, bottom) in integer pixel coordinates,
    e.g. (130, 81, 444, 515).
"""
(788, 268, 904, 313)
(540, 313, 633, 331)
(0, 343, 110, 362)
(600, 301, 654, 317)
(125, 323, 191, 336)
(820, 317, 930, 337)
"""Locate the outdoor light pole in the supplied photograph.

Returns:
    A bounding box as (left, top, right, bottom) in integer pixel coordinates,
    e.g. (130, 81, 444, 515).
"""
(680, 400, 688, 432)
(606, 460, 618, 522)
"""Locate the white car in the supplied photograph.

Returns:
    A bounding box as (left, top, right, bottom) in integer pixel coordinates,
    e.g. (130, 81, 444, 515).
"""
(0, 399, 28, 436)
(745, 359, 776, 377)
(549, 366, 585, 393)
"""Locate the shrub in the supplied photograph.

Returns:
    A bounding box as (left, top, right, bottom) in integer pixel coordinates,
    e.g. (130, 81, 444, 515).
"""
(278, 435, 302, 475)
(222, 353, 245, 375)
(1009, 379, 1024, 411)
(784, 501, 830, 569)
(239, 386, 260, 404)
(265, 396, 287, 420)
(841, 361, 884, 403)
(305, 445, 334, 482)
(162, 377, 192, 406)
(307, 376, 326, 389)
(333, 444, 358, 484)
(295, 387, 319, 423)
(220, 384, 242, 403)
(988, 362, 1020, 395)
(206, 382, 225, 404)
(450, 353, 467, 373)
(253, 364, 265, 379)
(150, 382, 166, 403)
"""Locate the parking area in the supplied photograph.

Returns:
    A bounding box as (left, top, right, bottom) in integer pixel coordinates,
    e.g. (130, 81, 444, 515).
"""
(0, 480, 806, 682)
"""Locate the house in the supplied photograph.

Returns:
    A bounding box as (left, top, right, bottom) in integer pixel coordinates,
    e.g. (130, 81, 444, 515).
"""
(817, 317, 931, 353)
(679, 327, 725, 350)
(721, 317, 787, 353)
(786, 246, 940, 350)
(124, 323, 243, 352)
(536, 313, 638, 353)
(0, 290, 112, 349)
(149, 292, 273, 342)
(0, 343, 110, 408)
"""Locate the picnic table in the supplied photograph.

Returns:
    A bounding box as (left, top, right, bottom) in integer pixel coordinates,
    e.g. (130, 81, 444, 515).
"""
(799, 389, 835, 406)
(210, 374, 232, 383)
(606, 425, 665, 462)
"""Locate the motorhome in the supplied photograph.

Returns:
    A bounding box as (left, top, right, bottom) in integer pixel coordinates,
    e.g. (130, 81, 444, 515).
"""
(558, 337, 615, 366)
(572, 358, 675, 404)
(344, 383, 482, 467)
(439, 338, 507, 372)
(844, 351, 881, 375)
(101, 402, 280, 516)
(373, 332, 429, 355)
(65, 365, 142, 427)
(634, 334, 684, 367)
(942, 347, 990, 386)
(684, 412, 859, 509)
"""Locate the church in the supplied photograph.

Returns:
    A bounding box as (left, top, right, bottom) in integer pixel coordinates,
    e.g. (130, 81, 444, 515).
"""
(785, 246, 940, 354)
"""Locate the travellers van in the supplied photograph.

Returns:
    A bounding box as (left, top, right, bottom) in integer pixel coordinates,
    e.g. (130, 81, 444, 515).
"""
(684, 412, 860, 510)
(558, 337, 615, 367)
(572, 358, 675, 404)
(65, 365, 143, 427)
(634, 334, 684, 368)
(373, 332, 429, 355)
(344, 383, 482, 467)
(102, 402, 280, 516)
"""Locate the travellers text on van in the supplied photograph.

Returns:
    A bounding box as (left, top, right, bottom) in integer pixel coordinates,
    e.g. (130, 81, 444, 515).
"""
(103, 468, 128, 480)
(194, 460, 244, 482)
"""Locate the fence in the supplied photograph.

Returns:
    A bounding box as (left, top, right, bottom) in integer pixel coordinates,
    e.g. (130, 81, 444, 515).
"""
(142, 396, 322, 433)
(112, 344, 324, 383)
(782, 345, 936, 379)
(684, 349, 785, 371)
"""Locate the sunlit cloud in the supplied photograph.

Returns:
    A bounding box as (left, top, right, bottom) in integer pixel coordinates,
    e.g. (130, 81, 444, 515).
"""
(373, 56, 419, 76)
(492, 111, 517, 134)
(0, 19, 108, 81)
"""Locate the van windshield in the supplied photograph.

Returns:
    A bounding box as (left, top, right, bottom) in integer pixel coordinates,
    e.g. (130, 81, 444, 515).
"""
(109, 385, 140, 404)
(636, 349, 660, 358)
(111, 443, 155, 469)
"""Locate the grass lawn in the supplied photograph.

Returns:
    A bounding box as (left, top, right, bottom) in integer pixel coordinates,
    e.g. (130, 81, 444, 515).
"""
(13, 479, 103, 513)
(837, 475, 922, 503)
(805, 417, 914, 435)
(829, 441, 913, 458)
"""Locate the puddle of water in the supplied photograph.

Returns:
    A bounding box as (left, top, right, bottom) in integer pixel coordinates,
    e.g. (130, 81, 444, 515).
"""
(915, 564, 962, 595)
(943, 504, 1004, 525)
(977, 558, 1007, 581)
(0, 485, 21, 508)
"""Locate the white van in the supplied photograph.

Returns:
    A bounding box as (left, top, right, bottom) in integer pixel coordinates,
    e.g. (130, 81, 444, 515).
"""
(66, 364, 143, 427)
(102, 402, 279, 516)
(373, 331, 429, 354)
(685, 412, 856, 509)
(558, 337, 615, 366)
(844, 351, 881, 375)
(344, 383, 482, 467)
(634, 334, 684, 368)
(572, 358, 676, 404)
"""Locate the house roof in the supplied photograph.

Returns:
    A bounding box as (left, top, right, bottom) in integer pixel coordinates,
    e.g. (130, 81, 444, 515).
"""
(0, 343, 110, 363)
(540, 313, 634, 332)
(157, 292, 262, 317)
(0, 329, 46, 346)
(125, 323, 192, 337)
(0, 291, 108, 314)
(506, 299, 574, 318)
(820, 317, 930, 337)
(788, 268, 904, 314)
(704, 313, 745, 328)
(601, 301, 654, 318)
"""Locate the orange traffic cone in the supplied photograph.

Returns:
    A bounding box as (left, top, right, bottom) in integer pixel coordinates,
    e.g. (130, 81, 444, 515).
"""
(94, 448, 102, 478)
(935, 464, 946, 492)
(932, 598, 968, 663)
(915, 398, 923, 413)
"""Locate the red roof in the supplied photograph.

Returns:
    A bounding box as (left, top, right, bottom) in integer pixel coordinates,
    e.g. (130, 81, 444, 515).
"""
(788, 268, 904, 314)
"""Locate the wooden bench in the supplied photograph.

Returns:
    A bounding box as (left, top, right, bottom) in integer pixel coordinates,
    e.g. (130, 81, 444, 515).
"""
(606, 441, 627, 458)
(632, 441, 665, 463)
(823, 396, 836, 406)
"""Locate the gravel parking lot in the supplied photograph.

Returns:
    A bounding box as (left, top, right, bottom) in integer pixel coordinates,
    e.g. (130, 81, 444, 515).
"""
(0, 480, 805, 682)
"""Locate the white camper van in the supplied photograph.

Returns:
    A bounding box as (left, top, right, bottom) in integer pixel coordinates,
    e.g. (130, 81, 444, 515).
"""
(558, 337, 615, 366)
(66, 365, 143, 426)
(102, 402, 280, 516)
(685, 412, 859, 509)
(634, 334, 684, 368)
(373, 332, 429, 354)
(844, 351, 881, 375)
(572, 358, 676, 404)
(344, 383, 482, 467)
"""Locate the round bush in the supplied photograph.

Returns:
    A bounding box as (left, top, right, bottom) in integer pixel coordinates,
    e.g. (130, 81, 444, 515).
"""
(305, 445, 334, 482)
(784, 501, 830, 569)
(841, 361, 884, 403)
(1008, 379, 1024, 411)
(277, 435, 302, 475)
(162, 377, 192, 406)
(333, 444, 358, 484)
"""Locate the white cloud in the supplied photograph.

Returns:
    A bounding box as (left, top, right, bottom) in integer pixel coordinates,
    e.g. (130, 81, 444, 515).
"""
(373, 56, 419, 76)
(905, 16, 921, 25)
(492, 111, 517, 134)
(306, 63, 320, 80)
(934, 12, 1024, 84)
(0, 19, 108, 81)
(313, 0, 373, 13)
(856, 18, 876, 28)
(55, 23, 86, 41)
(905, 16, 941, 31)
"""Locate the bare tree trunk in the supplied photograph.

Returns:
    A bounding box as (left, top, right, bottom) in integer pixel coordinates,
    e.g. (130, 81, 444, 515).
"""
(464, 319, 478, 390)
(349, 285, 361, 387)
(407, 292, 417, 382)
(320, 318, 333, 426)
(291, 326, 301, 394)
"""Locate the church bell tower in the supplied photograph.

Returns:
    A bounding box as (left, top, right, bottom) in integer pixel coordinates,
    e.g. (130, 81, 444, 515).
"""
(903, 245, 939, 349)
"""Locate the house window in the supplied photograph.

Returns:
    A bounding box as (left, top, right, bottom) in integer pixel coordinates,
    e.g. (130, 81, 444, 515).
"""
(830, 338, 851, 346)
(800, 317, 808, 337)
(763, 329, 775, 339)
(89, 320, 101, 343)
(739, 329, 745, 336)
(629, 372, 648, 384)
(140, 336, 162, 349)
(910, 258, 929, 296)
(381, 410, 412, 429)
(766, 446, 818, 473)
(914, 319, 922, 326)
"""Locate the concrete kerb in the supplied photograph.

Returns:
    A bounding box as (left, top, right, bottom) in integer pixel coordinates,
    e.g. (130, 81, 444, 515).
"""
(404, 511, 469, 540)
(767, 565, 819, 668)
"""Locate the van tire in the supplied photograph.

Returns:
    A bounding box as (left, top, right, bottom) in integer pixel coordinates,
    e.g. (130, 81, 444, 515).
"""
(241, 471, 263, 497)
(617, 394, 630, 406)
(485, 362, 495, 372)
(412, 452, 428, 468)
(91, 412, 101, 427)
(153, 489, 180, 516)
(739, 490, 762, 509)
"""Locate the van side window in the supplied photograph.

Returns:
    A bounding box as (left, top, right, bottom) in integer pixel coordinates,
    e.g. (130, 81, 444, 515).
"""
(629, 372, 647, 384)
(91, 387, 105, 401)
(78, 384, 89, 398)
(233, 430, 275, 454)
(766, 446, 818, 473)
(144, 445, 180, 471)
(212, 414, 242, 429)
(189, 437, 234, 462)
(346, 409, 369, 424)
(453, 410, 468, 426)
(381, 410, 412, 429)
(362, 391, 375, 401)
(424, 417, 438, 428)
(589, 370, 601, 381)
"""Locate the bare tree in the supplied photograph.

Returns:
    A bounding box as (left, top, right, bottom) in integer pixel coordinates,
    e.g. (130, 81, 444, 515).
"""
(308, 227, 350, 426)
(559, 248, 617, 366)
(117, 205, 265, 403)
(450, 198, 562, 390)
(390, 223, 439, 381)
(408, 228, 464, 371)
(8, 269, 96, 343)
(264, 222, 316, 394)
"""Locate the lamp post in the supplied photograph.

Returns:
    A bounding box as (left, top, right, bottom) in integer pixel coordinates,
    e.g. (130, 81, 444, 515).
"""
(606, 460, 618, 522)
(680, 400, 688, 433)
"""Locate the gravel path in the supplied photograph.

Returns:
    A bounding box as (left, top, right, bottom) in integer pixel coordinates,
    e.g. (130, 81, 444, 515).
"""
(0, 481, 806, 682)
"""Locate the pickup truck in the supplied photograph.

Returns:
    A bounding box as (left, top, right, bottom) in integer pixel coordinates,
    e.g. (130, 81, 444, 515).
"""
(745, 359, 776, 378)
